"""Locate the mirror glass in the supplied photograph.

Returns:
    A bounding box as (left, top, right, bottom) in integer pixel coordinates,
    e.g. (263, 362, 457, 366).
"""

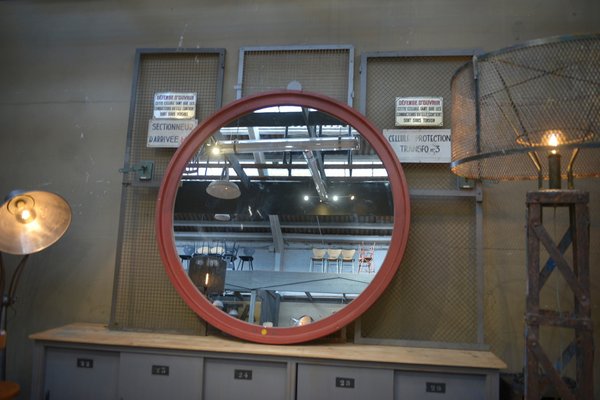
(173, 105, 393, 327)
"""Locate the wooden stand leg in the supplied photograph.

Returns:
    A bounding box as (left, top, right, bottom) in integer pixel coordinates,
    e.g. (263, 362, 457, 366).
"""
(525, 190, 593, 400)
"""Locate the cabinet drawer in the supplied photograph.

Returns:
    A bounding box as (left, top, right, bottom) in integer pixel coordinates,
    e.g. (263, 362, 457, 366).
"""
(118, 352, 203, 400)
(203, 358, 288, 400)
(44, 348, 119, 400)
(297, 363, 394, 400)
(394, 370, 486, 400)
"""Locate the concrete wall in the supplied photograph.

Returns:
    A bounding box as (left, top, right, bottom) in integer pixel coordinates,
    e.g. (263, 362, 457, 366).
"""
(1, 1, 599, 398)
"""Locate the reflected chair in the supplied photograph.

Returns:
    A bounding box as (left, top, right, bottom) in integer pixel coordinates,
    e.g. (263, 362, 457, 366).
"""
(222, 242, 239, 270)
(340, 249, 356, 273)
(358, 243, 375, 273)
(310, 248, 326, 272)
(178, 244, 195, 271)
(210, 245, 224, 257)
(196, 244, 211, 256)
(237, 247, 255, 270)
(326, 249, 342, 273)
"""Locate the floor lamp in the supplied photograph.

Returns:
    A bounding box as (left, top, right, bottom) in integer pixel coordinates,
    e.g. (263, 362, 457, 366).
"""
(0, 190, 71, 386)
(450, 34, 600, 399)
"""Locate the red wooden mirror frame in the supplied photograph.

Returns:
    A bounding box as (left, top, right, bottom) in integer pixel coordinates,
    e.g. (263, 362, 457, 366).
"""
(156, 90, 410, 344)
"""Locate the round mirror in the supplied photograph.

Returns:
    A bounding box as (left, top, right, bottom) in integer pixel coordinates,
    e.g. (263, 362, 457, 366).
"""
(157, 91, 410, 344)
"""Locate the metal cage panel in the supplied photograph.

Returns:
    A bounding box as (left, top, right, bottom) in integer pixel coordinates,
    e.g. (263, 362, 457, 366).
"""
(360, 196, 478, 344)
(358, 51, 482, 346)
(110, 49, 225, 333)
(237, 45, 354, 104)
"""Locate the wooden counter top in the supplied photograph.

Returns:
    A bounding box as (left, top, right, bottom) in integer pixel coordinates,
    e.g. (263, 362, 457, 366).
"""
(31, 323, 506, 370)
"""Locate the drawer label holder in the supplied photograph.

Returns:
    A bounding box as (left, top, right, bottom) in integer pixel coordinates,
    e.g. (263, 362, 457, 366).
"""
(151, 365, 170, 376)
(234, 369, 253, 380)
(426, 382, 446, 393)
(76, 358, 94, 369)
(335, 377, 355, 388)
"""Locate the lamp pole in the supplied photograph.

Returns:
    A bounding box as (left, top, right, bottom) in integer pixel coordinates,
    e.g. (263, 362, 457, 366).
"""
(0, 189, 71, 386)
(0, 253, 30, 381)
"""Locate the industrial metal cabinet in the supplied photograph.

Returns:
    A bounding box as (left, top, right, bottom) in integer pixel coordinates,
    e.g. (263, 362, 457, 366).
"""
(43, 347, 119, 400)
(30, 324, 504, 400)
(118, 352, 204, 399)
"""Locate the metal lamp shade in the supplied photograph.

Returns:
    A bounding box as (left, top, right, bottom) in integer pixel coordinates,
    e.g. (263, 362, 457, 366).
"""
(0, 190, 72, 255)
(206, 180, 241, 200)
(450, 34, 600, 183)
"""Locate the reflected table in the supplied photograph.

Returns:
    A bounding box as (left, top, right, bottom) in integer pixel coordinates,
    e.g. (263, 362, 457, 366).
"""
(222, 270, 374, 324)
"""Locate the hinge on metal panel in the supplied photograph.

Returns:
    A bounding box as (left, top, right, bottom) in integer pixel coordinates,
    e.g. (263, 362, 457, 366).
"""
(472, 55, 479, 80)
(119, 160, 154, 181)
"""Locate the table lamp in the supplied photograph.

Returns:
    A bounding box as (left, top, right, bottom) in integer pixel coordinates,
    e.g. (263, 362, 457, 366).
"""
(450, 34, 599, 399)
(0, 190, 71, 381)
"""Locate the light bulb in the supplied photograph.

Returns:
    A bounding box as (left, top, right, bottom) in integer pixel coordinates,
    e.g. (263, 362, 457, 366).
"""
(17, 208, 36, 224)
(544, 130, 562, 155)
(8, 195, 37, 224)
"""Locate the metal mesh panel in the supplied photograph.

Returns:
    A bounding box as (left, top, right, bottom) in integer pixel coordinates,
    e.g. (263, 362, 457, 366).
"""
(359, 53, 479, 345)
(364, 55, 472, 190)
(360, 197, 478, 343)
(240, 47, 352, 103)
(451, 34, 600, 182)
(110, 50, 224, 332)
(129, 53, 223, 179)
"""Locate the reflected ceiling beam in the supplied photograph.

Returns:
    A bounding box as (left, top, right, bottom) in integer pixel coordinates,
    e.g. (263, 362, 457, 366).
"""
(174, 232, 392, 244)
(210, 137, 359, 155)
(247, 126, 267, 177)
(269, 214, 285, 271)
(303, 150, 329, 202)
(224, 155, 250, 188)
(269, 215, 285, 253)
(209, 133, 251, 188)
(174, 220, 394, 231)
(301, 106, 329, 200)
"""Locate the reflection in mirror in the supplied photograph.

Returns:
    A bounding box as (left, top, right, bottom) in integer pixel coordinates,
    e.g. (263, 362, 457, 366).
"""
(173, 105, 393, 327)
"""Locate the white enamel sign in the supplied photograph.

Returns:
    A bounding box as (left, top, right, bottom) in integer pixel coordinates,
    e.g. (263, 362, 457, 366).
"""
(383, 129, 451, 163)
(395, 97, 443, 127)
(147, 119, 198, 148)
(153, 92, 197, 119)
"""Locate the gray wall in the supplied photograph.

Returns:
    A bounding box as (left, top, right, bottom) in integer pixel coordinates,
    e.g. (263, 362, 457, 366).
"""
(0, 1, 599, 398)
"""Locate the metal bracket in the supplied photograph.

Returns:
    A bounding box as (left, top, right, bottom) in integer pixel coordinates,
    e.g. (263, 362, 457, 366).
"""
(457, 176, 475, 190)
(119, 160, 154, 181)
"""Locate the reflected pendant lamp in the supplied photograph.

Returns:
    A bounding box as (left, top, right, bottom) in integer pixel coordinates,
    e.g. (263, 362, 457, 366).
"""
(206, 180, 240, 199)
(206, 166, 241, 200)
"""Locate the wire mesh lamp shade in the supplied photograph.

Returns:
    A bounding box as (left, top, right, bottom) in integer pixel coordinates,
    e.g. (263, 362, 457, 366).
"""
(450, 34, 600, 187)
